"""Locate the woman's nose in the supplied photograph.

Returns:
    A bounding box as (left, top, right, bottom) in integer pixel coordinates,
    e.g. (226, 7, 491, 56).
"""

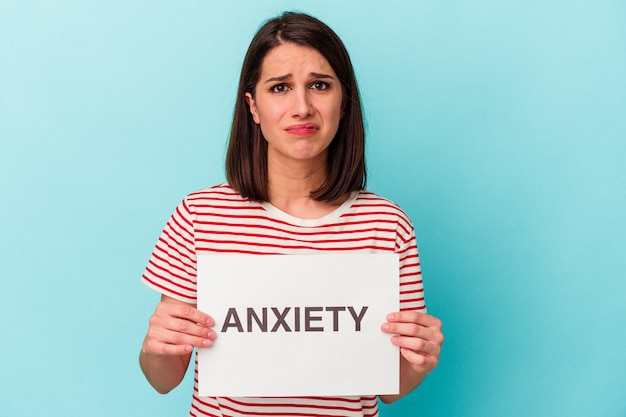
(290, 89, 313, 118)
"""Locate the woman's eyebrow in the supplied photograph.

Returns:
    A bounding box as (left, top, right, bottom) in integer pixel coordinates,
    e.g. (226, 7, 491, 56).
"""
(264, 74, 291, 84)
(310, 72, 335, 80)
(263, 72, 336, 84)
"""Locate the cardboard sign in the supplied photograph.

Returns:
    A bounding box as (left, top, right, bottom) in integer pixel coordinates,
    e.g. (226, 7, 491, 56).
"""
(196, 253, 399, 397)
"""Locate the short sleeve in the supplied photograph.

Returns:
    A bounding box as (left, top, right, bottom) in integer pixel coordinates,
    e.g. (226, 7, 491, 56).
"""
(141, 198, 198, 304)
(396, 222, 426, 313)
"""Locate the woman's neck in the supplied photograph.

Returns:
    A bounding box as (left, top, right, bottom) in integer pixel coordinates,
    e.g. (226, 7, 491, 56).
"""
(267, 158, 348, 219)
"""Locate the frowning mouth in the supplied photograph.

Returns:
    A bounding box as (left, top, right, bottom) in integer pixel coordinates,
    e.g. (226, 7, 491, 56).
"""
(285, 123, 319, 135)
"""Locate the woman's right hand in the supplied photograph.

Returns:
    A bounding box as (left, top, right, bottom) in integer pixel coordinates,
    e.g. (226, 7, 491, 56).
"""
(142, 295, 216, 356)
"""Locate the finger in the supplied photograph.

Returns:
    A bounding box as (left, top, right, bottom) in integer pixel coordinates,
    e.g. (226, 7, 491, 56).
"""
(399, 347, 438, 371)
(149, 326, 215, 349)
(143, 337, 203, 356)
(381, 321, 437, 341)
(157, 302, 214, 327)
(386, 311, 442, 330)
(148, 314, 217, 347)
(391, 335, 441, 357)
(149, 312, 216, 341)
(166, 315, 215, 339)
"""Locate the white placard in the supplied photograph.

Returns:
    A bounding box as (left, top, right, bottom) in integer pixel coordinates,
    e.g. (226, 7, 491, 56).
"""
(196, 253, 399, 397)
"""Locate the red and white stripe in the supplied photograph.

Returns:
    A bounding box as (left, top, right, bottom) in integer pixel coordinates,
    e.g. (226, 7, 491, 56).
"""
(142, 183, 426, 416)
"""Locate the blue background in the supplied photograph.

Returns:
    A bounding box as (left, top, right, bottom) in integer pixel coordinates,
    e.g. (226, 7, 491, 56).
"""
(1, 1, 625, 416)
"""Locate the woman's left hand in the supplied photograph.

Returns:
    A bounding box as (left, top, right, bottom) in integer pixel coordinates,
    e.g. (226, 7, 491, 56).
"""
(381, 311, 444, 375)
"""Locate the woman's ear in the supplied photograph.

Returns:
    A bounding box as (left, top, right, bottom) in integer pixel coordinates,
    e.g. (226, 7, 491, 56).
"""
(245, 92, 260, 124)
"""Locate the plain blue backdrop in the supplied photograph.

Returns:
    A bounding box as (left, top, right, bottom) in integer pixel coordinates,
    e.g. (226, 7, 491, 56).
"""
(1, 1, 625, 416)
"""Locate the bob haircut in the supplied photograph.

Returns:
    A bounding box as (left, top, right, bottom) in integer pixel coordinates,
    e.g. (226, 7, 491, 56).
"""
(225, 12, 366, 202)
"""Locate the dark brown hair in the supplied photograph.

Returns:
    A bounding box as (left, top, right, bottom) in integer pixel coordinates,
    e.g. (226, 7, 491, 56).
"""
(225, 12, 366, 202)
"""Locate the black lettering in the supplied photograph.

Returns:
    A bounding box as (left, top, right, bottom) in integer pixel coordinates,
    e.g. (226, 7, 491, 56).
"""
(305, 306, 324, 331)
(221, 308, 243, 332)
(294, 306, 300, 332)
(222, 305, 368, 333)
(325, 306, 346, 331)
(247, 307, 267, 332)
(270, 307, 292, 332)
(347, 306, 368, 331)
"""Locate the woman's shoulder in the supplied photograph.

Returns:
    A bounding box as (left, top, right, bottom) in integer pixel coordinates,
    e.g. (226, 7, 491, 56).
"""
(187, 182, 239, 198)
(355, 190, 409, 213)
(354, 190, 414, 224)
(181, 183, 252, 208)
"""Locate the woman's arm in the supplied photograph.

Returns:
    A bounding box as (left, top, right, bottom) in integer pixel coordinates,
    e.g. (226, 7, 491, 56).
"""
(379, 311, 444, 403)
(139, 295, 216, 394)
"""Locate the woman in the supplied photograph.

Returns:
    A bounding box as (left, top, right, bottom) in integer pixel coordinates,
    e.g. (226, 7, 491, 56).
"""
(140, 11, 443, 417)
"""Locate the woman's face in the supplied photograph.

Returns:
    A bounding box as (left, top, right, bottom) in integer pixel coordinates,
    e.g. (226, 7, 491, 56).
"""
(245, 43, 343, 168)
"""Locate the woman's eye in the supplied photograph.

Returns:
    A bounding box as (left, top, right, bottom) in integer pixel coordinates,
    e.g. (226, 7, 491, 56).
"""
(311, 81, 330, 90)
(270, 84, 290, 93)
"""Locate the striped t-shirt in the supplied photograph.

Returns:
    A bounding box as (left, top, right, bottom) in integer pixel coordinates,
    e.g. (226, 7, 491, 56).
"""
(142, 183, 426, 417)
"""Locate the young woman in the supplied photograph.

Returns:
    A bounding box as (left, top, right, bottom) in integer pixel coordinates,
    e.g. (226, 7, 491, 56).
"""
(140, 12, 443, 417)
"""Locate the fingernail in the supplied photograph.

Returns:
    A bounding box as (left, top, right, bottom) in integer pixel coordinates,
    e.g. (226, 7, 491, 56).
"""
(203, 339, 212, 347)
(381, 323, 389, 331)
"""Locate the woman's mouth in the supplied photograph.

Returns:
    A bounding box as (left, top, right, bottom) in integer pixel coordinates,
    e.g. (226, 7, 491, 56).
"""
(285, 123, 319, 135)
